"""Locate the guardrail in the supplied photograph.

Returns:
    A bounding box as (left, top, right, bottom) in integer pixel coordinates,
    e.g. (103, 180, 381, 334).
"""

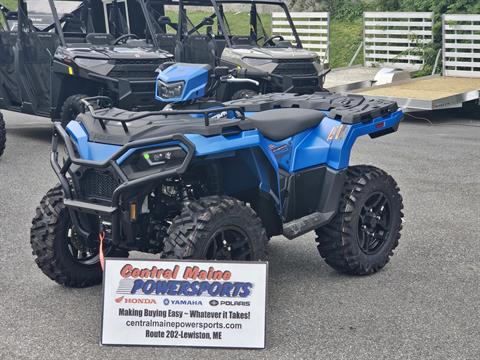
(272, 12, 330, 62)
(363, 12, 434, 70)
(443, 14, 480, 78)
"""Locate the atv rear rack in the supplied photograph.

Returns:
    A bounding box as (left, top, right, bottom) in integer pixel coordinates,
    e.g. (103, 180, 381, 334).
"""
(80, 96, 246, 132)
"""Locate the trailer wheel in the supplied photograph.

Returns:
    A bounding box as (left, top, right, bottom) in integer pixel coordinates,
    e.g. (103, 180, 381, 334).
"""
(316, 165, 404, 275)
(30, 184, 128, 287)
(60, 94, 88, 128)
(0, 112, 5, 158)
(163, 196, 267, 260)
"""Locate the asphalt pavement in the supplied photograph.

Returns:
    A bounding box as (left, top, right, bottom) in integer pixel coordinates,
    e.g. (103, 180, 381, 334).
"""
(0, 108, 479, 360)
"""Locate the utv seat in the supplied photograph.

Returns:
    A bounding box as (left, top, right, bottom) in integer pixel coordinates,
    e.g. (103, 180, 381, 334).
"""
(247, 108, 325, 141)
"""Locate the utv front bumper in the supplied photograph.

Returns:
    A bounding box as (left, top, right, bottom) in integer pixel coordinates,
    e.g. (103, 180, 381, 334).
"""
(270, 74, 323, 93)
(88, 74, 160, 110)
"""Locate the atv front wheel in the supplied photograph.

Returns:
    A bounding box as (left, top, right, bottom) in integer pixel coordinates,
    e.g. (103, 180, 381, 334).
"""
(30, 184, 128, 287)
(60, 94, 88, 128)
(163, 196, 267, 260)
(0, 112, 5, 157)
(316, 165, 403, 275)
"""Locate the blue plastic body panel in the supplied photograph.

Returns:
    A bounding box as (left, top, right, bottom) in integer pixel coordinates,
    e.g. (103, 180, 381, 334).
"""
(67, 105, 402, 215)
(155, 63, 210, 103)
(66, 121, 121, 161)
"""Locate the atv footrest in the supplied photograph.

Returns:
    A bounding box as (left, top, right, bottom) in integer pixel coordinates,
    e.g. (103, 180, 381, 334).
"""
(64, 199, 117, 216)
(283, 210, 335, 240)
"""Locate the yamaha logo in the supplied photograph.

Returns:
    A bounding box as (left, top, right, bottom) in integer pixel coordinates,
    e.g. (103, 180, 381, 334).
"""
(163, 298, 170, 305)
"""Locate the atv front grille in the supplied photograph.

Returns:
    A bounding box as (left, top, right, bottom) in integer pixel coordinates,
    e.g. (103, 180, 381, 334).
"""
(80, 170, 118, 199)
(272, 60, 317, 77)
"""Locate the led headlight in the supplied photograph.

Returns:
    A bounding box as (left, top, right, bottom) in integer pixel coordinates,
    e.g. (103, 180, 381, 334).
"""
(157, 80, 184, 99)
(243, 57, 273, 66)
(142, 146, 186, 167)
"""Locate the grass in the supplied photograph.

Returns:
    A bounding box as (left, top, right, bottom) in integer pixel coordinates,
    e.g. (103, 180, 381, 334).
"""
(329, 19, 364, 68)
(1, 0, 16, 9)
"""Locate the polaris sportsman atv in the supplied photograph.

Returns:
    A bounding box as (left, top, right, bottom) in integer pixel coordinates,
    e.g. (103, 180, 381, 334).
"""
(31, 64, 404, 287)
(0, 0, 173, 126)
(137, 0, 327, 100)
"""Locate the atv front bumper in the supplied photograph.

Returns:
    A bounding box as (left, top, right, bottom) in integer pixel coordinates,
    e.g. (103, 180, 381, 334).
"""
(51, 122, 195, 244)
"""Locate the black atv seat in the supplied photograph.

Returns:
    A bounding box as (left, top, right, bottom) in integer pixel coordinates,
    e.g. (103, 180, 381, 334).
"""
(247, 108, 325, 141)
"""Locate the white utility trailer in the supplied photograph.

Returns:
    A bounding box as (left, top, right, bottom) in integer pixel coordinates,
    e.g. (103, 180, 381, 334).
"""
(348, 14, 480, 112)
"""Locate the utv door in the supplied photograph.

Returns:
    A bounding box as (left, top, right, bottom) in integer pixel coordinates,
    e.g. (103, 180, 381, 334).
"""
(16, 2, 59, 116)
(0, 13, 22, 109)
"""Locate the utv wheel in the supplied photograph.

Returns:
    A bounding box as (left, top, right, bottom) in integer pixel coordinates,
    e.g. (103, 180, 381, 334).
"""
(163, 196, 267, 260)
(30, 184, 128, 287)
(60, 94, 88, 128)
(316, 165, 403, 275)
(0, 112, 5, 157)
(231, 89, 258, 100)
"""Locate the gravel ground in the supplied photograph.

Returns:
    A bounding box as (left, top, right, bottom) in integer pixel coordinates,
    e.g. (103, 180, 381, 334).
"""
(0, 108, 479, 360)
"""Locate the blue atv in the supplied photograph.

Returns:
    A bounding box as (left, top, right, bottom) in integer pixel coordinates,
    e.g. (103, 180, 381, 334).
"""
(30, 64, 404, 287)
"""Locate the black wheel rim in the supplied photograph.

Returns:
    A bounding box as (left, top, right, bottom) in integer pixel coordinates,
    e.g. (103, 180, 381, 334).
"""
(205, 226, 252, 261)
(66, 226, 100, 266)
(357, 192, 392, 255)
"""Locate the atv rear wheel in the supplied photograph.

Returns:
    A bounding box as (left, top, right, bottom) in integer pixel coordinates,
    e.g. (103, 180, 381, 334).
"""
(0, 112, 5, 157)
(30, 184, 128, 287)
(163, 196, 267, 260)
(60, 94, 88, 128)
(316, 165, 403, 275)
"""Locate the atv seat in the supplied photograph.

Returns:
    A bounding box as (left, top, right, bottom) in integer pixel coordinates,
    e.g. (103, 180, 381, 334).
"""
(247, 108, 325, 141)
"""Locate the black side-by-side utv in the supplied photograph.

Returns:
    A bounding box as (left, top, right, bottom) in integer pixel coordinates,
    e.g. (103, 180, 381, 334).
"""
(0, 0, 174, 125)
(137, 0, 327, 100)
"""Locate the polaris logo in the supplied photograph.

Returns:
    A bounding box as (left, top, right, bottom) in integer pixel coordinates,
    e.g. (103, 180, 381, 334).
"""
(209, 299, 250, 307)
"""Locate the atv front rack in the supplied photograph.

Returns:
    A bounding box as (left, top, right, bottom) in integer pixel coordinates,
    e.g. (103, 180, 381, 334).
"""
(81, 96, 246, 132)
(51, 122, 195, 240)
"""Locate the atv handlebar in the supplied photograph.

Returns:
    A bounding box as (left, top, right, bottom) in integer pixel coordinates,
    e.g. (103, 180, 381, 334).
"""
(223, 77, 260, 87)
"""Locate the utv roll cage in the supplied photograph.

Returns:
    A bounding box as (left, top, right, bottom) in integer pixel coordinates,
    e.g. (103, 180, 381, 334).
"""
(138, 0, 303, 56)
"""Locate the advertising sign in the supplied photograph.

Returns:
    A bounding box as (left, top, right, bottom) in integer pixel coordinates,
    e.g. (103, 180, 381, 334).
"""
(101, 259, 268, 348)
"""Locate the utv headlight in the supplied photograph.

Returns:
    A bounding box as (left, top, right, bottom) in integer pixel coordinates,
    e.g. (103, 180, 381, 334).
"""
(157, 80, 184, 99)
(243, 57, 273, 66)
(313, 55, 322, 64)
(142, 146, 186, 167)
(74, 58, 109, 68)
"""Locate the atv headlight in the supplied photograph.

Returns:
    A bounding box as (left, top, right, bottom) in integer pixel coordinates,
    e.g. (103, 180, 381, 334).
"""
(74, 58, 109, 68)
(142, 146, 186, 167)
(243, 57, 273, 66)
(157, 80, 184, 99)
